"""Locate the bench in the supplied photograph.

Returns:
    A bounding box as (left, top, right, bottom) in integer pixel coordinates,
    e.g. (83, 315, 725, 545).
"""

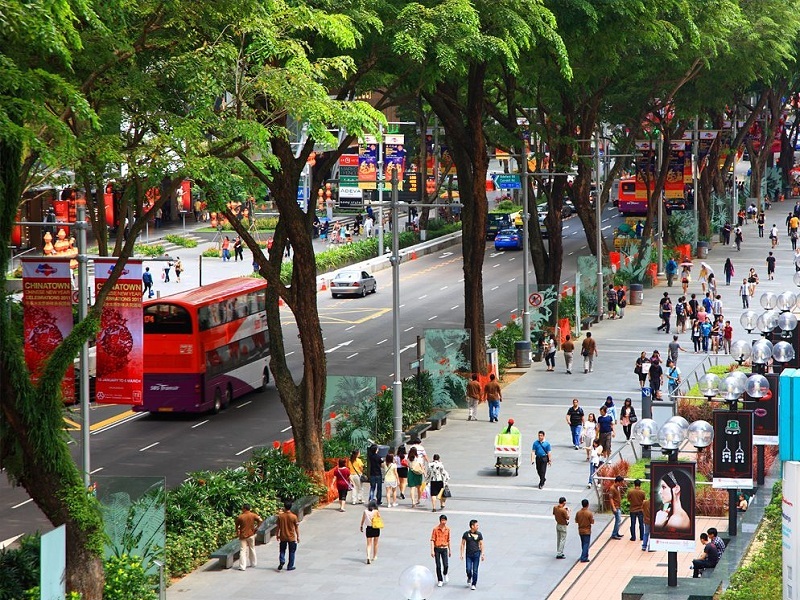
(255, 515, 279, 545)
(404, 422, 432, 442)
(580, 316, 594, 331)
(210, 539, 241, 570)
(291, 495, 318, 522)
(428, 411, 449, 431)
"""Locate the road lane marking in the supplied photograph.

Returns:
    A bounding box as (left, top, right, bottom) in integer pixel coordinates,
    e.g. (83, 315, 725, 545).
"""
(0, 535, 24, 549)
(601, 225, 612, 231)
(508, 278, 516, 282)
(404, 326, 414, 332)
(508, 257, 516, 261)
(568, 251, 575, 256)
(281, 425, 293, 433)
(11, 500, 33, 509)
(346, 353, 359, 359)
(90, 467, 104, 474)
(90, 411, 146, 435)
(440, 286, 448, 290)
(235, 446, 253, 456)
(286, 351, 295, 356)
(492, 264, 500, 268)
(399, 344, 415, 354)
(192, 420, 209, 428)
(346, 325, 356, 331)
(428, 315, 438, 320)
(491, 318, 500, 323)
(377, 339, 388, 345)
(139, 442, 159, 452)
(236, 401, 252, 409)
(491, 286, 499, 291)
(450, 305, 459, 310)
(418, 294, 428, 300)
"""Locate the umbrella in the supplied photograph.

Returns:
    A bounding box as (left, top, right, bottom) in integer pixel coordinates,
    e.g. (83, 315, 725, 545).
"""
(700, 261, 714, 274)
(679, 261, 694, 268)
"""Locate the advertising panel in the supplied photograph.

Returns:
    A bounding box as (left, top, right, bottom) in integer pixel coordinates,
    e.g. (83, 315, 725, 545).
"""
(747, 372, 779, 445)
(358, 136, 378, 190)
(649, 461, 696, 552)
(697, 130, 717, 172)
(784, 461, 800, 600)
(712, 410, 754, 488)
(665, 142, 688, 199)
(94, 259, 144, 405)
(384, 134, 406, 188)
(22, 257, 75, 401)
(634, 141, 655, 200)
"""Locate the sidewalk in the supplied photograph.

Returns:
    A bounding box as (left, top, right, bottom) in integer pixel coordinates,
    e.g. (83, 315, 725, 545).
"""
(164, 212, 784, 599)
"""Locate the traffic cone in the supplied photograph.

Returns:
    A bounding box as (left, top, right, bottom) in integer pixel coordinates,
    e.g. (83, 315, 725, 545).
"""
(320, 279, 327, 291)
(411, 251, 417, 260)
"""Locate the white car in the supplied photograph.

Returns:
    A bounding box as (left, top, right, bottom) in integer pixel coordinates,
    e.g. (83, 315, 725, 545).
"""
(330, 270, 377, 298)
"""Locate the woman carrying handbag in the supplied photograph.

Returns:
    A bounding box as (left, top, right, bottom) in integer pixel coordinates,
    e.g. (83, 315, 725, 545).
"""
(619, 398, 637, 441)
(360, 500, 383, 564)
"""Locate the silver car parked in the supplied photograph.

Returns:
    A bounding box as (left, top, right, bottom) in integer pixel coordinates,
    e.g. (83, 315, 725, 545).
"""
(330, 270, 377, 298)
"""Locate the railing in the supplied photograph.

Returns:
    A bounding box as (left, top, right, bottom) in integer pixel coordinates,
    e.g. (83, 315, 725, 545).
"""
(667, 353, 730, 401)
(8, 247, 39, 274)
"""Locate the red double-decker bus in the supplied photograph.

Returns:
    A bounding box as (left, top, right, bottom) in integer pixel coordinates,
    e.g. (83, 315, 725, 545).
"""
(135, 278, 270, 414)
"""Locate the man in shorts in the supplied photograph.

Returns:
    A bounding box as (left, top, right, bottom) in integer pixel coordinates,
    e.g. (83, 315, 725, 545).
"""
(597, 405, 615, 458)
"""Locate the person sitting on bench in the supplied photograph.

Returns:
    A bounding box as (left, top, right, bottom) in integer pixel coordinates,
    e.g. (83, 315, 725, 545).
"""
(691, 532, 719, 578)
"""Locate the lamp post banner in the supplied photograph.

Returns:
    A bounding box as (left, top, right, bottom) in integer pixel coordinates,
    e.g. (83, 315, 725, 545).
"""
(748, 373, 779, 445)
(712, 410, 754, 488)
(22, 257, 75, 401)
(94, 259, 144, 405)
(649, 461, 696, 548)
(358, 137, 378, 190)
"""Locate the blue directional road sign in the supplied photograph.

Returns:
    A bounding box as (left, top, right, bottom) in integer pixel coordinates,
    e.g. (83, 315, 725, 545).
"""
(494, 174, 521, 190)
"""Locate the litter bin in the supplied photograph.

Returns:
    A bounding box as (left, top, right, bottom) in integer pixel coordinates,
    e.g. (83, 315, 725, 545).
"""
(514, 340, 532, 368)
(641, 386, 652, 420)
(696, 240, 709, 259)
(629, 283, 644, 306)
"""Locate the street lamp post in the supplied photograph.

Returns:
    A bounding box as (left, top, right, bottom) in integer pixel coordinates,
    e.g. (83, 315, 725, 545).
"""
(76, 203, 91, 488)
(521, 146, 531, 338)
(594, 129, 604, 322)
(390, 169, 403, 450)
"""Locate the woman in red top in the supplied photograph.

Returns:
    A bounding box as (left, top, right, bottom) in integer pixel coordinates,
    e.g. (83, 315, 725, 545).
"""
(334, 458, 351, 512)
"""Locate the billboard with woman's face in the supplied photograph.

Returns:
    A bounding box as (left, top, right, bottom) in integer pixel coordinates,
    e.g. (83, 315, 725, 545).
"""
(650, 462, 696, 550)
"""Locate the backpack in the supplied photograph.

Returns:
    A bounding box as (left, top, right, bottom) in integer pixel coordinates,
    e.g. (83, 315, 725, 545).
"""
(700, 321, 712, 336)
(607, 289, 617, 303)
(675, 302, 684, 316)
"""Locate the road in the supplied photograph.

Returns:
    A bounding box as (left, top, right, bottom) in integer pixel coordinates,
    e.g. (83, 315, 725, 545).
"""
(0, 205, 625, 545)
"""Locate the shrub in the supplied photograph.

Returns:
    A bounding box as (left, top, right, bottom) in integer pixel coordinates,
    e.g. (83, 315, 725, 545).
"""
(488, 321, 524, 370)
(135, 244, 165, 257)
(103, 554, 157, 600)
(0, 534, 40, 600)
(597, 459, 630, 510)
(201, 248, 221, 258)
(244, 448, 326, 503)
(164, 234, 198, 248)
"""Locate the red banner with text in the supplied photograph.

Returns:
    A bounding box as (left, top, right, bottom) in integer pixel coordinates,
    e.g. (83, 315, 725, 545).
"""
(22, 258, 75, 401)
(94, 259, 143, 405)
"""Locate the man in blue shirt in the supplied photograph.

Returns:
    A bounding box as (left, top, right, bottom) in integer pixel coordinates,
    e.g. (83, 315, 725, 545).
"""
(531, 431, 552, 489)
(597, 406, 615, 458)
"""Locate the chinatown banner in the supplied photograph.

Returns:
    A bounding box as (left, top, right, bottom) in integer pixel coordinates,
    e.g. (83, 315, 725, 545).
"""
(665, 142, 688, 199)
(94, 259, 143, 405)
(713, 410, 754, 488)
(697, 131, 717, 172)
(358, 136, 378, 190)
(22, 258, 75, 401)
(649, 461, 696, 552)
(634, 141, 656, 200)
(384, 134, 406, 189)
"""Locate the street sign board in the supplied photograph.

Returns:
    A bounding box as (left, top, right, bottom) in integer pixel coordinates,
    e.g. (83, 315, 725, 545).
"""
(494, 174, 521, 189)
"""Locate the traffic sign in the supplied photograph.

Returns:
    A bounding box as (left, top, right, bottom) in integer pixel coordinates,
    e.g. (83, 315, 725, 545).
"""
(494, 174, 521, 189)
(528, 292, 543, 307)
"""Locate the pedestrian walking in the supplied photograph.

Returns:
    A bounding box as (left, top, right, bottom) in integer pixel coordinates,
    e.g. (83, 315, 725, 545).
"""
(668, 335, 687, 365)
(648, 355, 664, 398)
(276, 500, 299, 571)
(665, 258, 678, 287)
(601, 395, 618, 423)
(734, 226, 743, 250)
(666, 359, 682, 397)
(723, 258, 734, 286)
(588, 439, 602, 488)
(681, 267, 691, 294)
(233, 236, 244, 261)
(634, 351, 649, 388)
(359, 500, 382, 564)
(162, 261, 172, 283)
(333, 459, 352, 513)
(346, 449, 365, 505)
(616, 287, 627, 318)
(657, 292, 672, 333)
(582, 414, 598, 461)
(675, 296, 687, 332)
(627, 479, 646, 541)
(543, 334, 557, 371)
(609, 476, 625, 539)
(235, 503, 262, 571)
(566, 398, 585, 449)
(606, 284, 618, 318)
(367, 444, 383, 505)
(431, 515, 451, 587)
(427, 454, 450, 512)
(770, 224, 779, 248)
(383, 452, 399, 507)
(174, 257, 182, 283)
(597, 405, 615, 458)
(553, 497, 570, 559)
(576, 499, 594, 562)
(739, 278, 749, 308)
(460, 520, 485, 590)
(142, 267, 154, 298)
(531, 430, 552, 489)
(642, 491, 652, 551)
(465, 373, 482, 421)
(619, 398, 637, 441)
(221, 236, 231, 261)
(483, 373, 502, 423)
(723, 321, 733, 354)
(395, 446, 408, 501)
(581, 332, 597, 373)
(562, 334, 575, 374)
(766, 251, 776, 280)
(407, 447, 425, 508)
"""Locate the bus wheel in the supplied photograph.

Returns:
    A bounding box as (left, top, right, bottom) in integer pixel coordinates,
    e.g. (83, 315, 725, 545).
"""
(223, 384, 233, 409)
(260, 368, 270, 391)
(212, 389, 222, 414)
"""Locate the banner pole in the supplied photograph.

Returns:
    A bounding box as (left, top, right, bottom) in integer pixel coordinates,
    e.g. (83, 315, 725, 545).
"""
(76, 202, 91, 488)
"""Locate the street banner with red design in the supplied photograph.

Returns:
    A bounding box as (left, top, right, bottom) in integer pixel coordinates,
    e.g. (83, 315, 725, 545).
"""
(22, 257, 75, 401)
(665, 142, 688, 199)
(94, 259, 143, 405)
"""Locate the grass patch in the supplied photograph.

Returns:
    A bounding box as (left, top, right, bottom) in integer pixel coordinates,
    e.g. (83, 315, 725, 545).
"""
(135, 244, 165, 257)
(164, 234, 198, 248)
(720, 481, 782, 600)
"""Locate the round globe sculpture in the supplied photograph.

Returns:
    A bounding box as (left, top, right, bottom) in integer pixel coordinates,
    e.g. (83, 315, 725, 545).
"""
(745, 373, 770, 398)
(632, 418, 659, 446)
(666, 415, 689, 436)
(760, 291, 777, 310)
(773, 341, 795, 364)
(698, 373, 721, 398)
(752, 339, 774, 365)
(658, 421, 685, 451)
(756, 311, 779, 334)
(399, 565, 437, 600)
(730, 340, 752, 363)
(687, 420, 714, 448)
(777, 291, 798, 312)
(794, 271, 800, 288)
(739, 310, 759, 332)
(778, 312, 798, 333)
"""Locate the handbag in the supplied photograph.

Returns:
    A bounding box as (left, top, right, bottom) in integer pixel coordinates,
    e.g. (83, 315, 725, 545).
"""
(629, 415, 638, 424)
(371, 513, 384, 529)
(360, 474, 369, 483)
(442, 485, 452, 499)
